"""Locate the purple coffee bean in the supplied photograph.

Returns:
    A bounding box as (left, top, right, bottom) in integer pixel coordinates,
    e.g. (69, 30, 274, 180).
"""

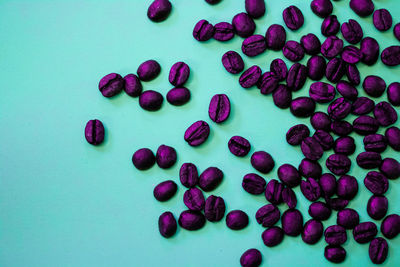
(245, 0, 266, 19)
(282, 6, 304, 30)
(326, 154, 351, 175)
(193, 20, 214, 41)
(310, 0, 333, 18)
(357, 152, 382, 169)
(311, 112, 331, 131)
(337, 208, 359, 229)
(353, 115, 379, 135)
(251, 151, 274, 174)
(167, 87, 191, 106)
(258, 72, 279, 94)
(299, 158, 322, 179)
(282, 41, 304, 62)
(226, 210, 249, 230)
(394, 23, 400, 41)
(374, 101, 398, 126)
(99, 73, 124, 97)
(321, 36, 343, 59)
(139, 90, 163, 111)
(301, 33, 321, 55)
(132, 148, 155, 170)
(124, 74, 142, 97)
(232, 12, 256, 38)
(137, 60, 161, 81)
(265, 179, 284, 204)
(286, 124, 310, 146)
(199, 167, 223, 192)
(381, 46, 400, 66)
(278, 164, 301, 187)
(367, 195, 388, 220)
(302, 219, 323, 244)
(363, 134, 387, 153)
(341, 46, 362, 64)
(183, 187, 205, 211)
(321, 15, 340, 37)
(169, 62, 190, 87)
(309, 82, 336, 103)
(324, 245, 346, 263)
(239, 65, 262, 88)
(209, 94, 231, 123)
(273, 84, 292, 109)
(300, 177, 321, 201)
(85, 119, 104, 145)
(369, 237, 388, 264)
(360, 37, 380, 65)
(319, 173, 336, 197)
(180, 163, 199, 188)
(301, 137, 323, 161)
(242, 173, 266, 195)
(381, 214, 400, 239)
(287, 63, 308, 91)
(147, 0, 172, 22)
(228, 136, 251, 157)
(262, 226, 284, 247)
(337, 175, 358, 200)
(364, 171, 388, 195)
(184, 120, 210, 146)
(380, 158, 400, 179)
(265, 24, 286, 50)
(386, 126, 400, 151)
(153, 180, 177, 201)
(373, 9, 392, 32)
(325, 225, 347, 245)
(213, 22, 234, 42)
(346, 64, 361, 85)
(325, 58, 345, 83)
(341, 19, 363, 44)
(387, 82, 400, 106)
(256, 204, 280, 227)
(331, 120, 353, 136)
(353, 222, 377, 244)
(307, 55, 326, 80)
(205, 0, 221, 4)
(270, 59, 288, 81)
(222, 51, 245, 74)
(240, 248, 262, 267)
(309, 201, 331, 221)
(158, 211, 177, 238)
(352, 97, 375, 115)
(282, 187, 297, 209)
(204, 195, 225, 222)
(349, 0, 374, 17)
(290, 97, 316, 118)
(326, 197, 349, 211)
(336, 80, 358, 101)
(178, 210, 206, 230)
(363, 75, 386, 98)
(334, 136, 356, 155)
(156, 144, 177, 169)
(281, 209, 303, 236)
(313, 130, 334, 151)
(242, 35, 267, 57)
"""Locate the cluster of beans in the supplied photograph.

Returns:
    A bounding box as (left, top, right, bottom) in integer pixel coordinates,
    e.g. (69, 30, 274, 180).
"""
(84, 0, 400, 266)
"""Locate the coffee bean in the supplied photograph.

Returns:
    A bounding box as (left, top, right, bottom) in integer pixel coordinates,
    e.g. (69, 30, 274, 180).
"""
(124, 74, 142, 97)
(239, 65, 262, 88)
(178, 210, 206, 230)
(273, 84, 292, 109)
(282, 187, 297, 209)
(363, 134, 387, 153)
(353, 115, 379, 135)
(137, 60, 161, 81)
(302, 219, 323, 245)
(232, 12, 255, 38)
(380, 158, 400, 179)
(309, 82, 336, 103)
(184, 120, 210, 146)
(313, 130, 334, 151)
(385, 126, 400, 151)
(240, 248, 262, 267)
(85, 119, 104, 145)
(256, 204, 280, 227)
(265, 179, 284, 204)
(321, 36, 343, 59)
(352, 97, 375, 115)
(364, 171, 388, 195)
(193, 19, 214, 41)
(336, 80, 358, 101)
(199, 167, 223, 192)
(325, 58, 345, 83)
(360, 37, 380, 65)
(301, 137, 323, 161)
(369, 237, 388, 264)
(325, 225, 347, 245)
(319, 173, 336, 197)
(208, 94, 231, 123)
(205, 0, 221, 4)
(337, 175, 358, 200)
(132, 148, 155, 170)
(166, 87, 191, 106)
(381, 214, 400, 239)
(139, 90, 164, 111)
(286, 124, 310, 145)
(307, 55, 326, 80)
(350, 0, 374, 17)
(278, 163, 301, 187)
(353, 222, 377, 244)
(270, 59, 288, 81)
(158, 211, 177, 238)
(262, 226, 284, 247)
(180, 163, 199, 188)
(341, 46, 362, 64)
(242, 173, 266, 195)
(258, 72, 279, 94)
(331, 121, 352, 138)
(326, 154, 351, 175)
(334, 136, 356, 155)
(321, 15, 340, 37)
(147, 0, 172, 22)
(183, 187, 205, 211)
(287, 63, 308, 91)
(283, 41, 304, 62)
(326, 197, 349, 211)
(213, 22, 234, 41)
(395, 23, 400, 41)
(309, 201, 331, 221)
(169, 62, 190, 87)
(265, 24, 286, 50)
(363, 75, 386, 97)
(311, 0, 333, 18)
(222, 51, 245, 74)
(337, 208, 359, 229)
(310, 112, 331, 131)
(228, 136, 251, 157)
(373, 9, 392, 31)
(282, 5, 304, 30)
(387, 82, 400, 106)
(300, 33, 321, 55)
(204, 195, 225, 222)
(367, 195, 388, 220)
(299, 158, 322, 179)
(357, 151, 382, 169)
(99, 73, 124, 97)
(324, 245, 346, 263)
(245, 0, 266, 19)
(282, 209, 303, 236)
(341, 19, 363, 44)
(242, 35, 267, 57)
(301, 177, 321, 201)
(153, 180, 178, 201)
(290, 97, 316, 118)
(251, 151, 275, 174)
(346, 64, 361, 85)
(156, 144, 177, 169)
(374, 101, 398, 126)
(226, 210, 249, 230)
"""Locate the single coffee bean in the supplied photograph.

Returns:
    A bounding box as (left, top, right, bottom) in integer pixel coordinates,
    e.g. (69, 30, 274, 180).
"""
(324, 245, 346, 263)
(319, 173, 336, 197)
(381, 45, 400, 66)
(137, 60, 161, 81)
(282, 187, 297, 209)
(281, 209, 303, 236)
(353, 115, 379, 135)
(273, 84, 292, 109)
(367, 195, 388, 220)
(301, 33, 321, 55)
(363, 75, 386, 98)
(387, 82, 400, 106)
(256, 204, 280, 227)
(341, 46, 362, 64)
(226, 210, 249, 230)
(232, 12, 255, 38)
(265, 179, 284, 204)
(239, 65, 262, 88)
(346, 64, 361, 85)
(282, 6, 304, 30)
(156, 145, 177, 169)
(180, 163, 199, 188)
(353, 222, 377, 244)
(363, 134, 387, 153)
(262, 226, 284, 247)
(265, 24, 286, 50)
(301, 137, 323, 161)
(337, 175, 358, 200)
(299, 158, 322, 179)
(132, 148, 155, 170)
(313, 130, 334, 151)
(309, 201, 331, 221)
(251, 151, 275, 174)
(310, 112, 331, 131)
(337, 208, 359, 229)
(380, 158, 400, 179)
(357, 152, 382, 169)
(350, 0, 374, 17)
(213, 22, 234, 42)
(395, 23, 400, 41)
(270, 59, 287, 81)
(287, 63, 307, 91)
(124, 74, 142, 97)
(282, 41, 304, 62)
(85, 119, 104, 145)
(341, 19, 363, 44)
(153, 180, 178, 201)
(242, 173, 266, 195)
(222, 51, 245, 74)
(183, 187, 205, 211)
(321, 36, 343, 59)
(321, 15, 340, 37)
(331, 120, 353, 136)
(290, 97, 316, 118)
(193, 19, 214, 41)
(325, 225, 347, 245)
(385, 126, 400, 151)
(278, 163, 301, 187)
(334, 136, 356, 155)
(373, 9, 392, 32)
(364, 171, 388, 195)
(381, 214, 400, 239)
(167, 87, 191, 106)
(240, 248, 262, 267)
(307, 55, 326, 80)
(326, 153, 351, 175)
(309, 82, 336, 103)
(242, 35, 267, 57)
(369, 237, 388, 264)
(325, 58, 345, 83)
(258, 72, 279, 94)
(310, 0, 333, 18)
(302, 219, 323, 244)
(228, 136, 251, 157)
(99, 73, 124, 97)
(374, 101, 398, 127)
(209, 94, 231, 123)
(301, 177, 321, 201)
(147, 0, 172, 22)
(286, 124, 310, 146)
(178, 210, 206, 230)
(360, 37, 380, 65)
(326, 197, 349, 211)
(204, 195, 226, 222)
(139, 90, 164, 111)
(352, 97, 375, 115)
(245, 0, 266, 19)
(169, 62, 190, 86)
(199, 167, 223, 192)
(184, 120, 210, 146)
(205, 0, 221, 4)
(158, 211, 177, 238)
(336, 80, 358, 101)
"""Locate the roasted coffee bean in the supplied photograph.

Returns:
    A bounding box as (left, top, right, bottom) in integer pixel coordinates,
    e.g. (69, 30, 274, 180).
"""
(301, 33, 321, 55)
(386, 126, 400, 151)
(262, 226, 284, 247)
(363, 75, 386, 98)
(153, 180, 178, 202)
(193, 19, 214, 41)
(341, 19, 363, 44)
(374, 101, 398, 127)
(240, 248, 262, 267)
(283, 41, 304, 62)
(99, 73, 124, 97)
(346, 64, 361, 85)
(337, 208, 359, 229)
(239, 65, 262, 88)
(350, 0, 374, 17)
(321, 15, 340, 37)
(353, 115, 379, 135)
(310, 0, 333, 18)
(337, 175, 358, 200)
(242, 173, 266, 195)
(283, 5, 304, 30)
(353, 222, 377, 244)
(278, 163, 301, 187)
(265, 179, 284, 204)
(199, 167, 223, 192)
(326, 154, 351, 175)
(299, 158, 322, 179)
(324, 245, 346, 263)
(158, 211, 177, 238)
(381, 214, 400, 239)
(301, 137, 323, 161)
(209, 94, 231, 123)
(256, 204, 280, 227)
(352, 97, 375, 115)
(226, 210, 249, 230)
(137, 60, 161, 81)
(232, 12, 255, 38)
(282, 187, 297, 209)
(273, 84, 292, 109)
(321, 36, 343, 59)
(367, 195, 388, 220)
(369, 237, 388, 264)
(364, 171, 388, 195)
(147, 0, 172, 22)
(169, 62, 190, 86)
(360, 37, 380, 65)
(341, 46, 362, 64)
(251, 151, 275, 174)
(319, 173, 336, 197)
(334, 136, 356, 155)
(180, 163, 199, 188)
(301, 177, 321, 201)
(183, 187, 205, 211)
(286, 124, 310, 146)
(326, 197, 349, 211)
(282, 209, 303, 236)
(336, 80, 358, 101)
(309, 82, 335, 103)
(380, 158, 400, 179)
(184, 120, 210, 146)
(309, 201, 331, 221)
(287, 63, 308, 91)
(356, 152, 382, 169)
(332, 121, 353, 138)
(311, 112, 331, 131)
(132, 148, 155, 170)
(313, 130, 333, 151)
(395, 23, 400, 41)
(228, 136, 251, 157)
(381, 45, 400, 66)
(156, 145, 177, 169)
(325, 225, 347, 245)
(213, 22, 234, 41)
(258, 72, 279, 94)
(363, 134, 387, 153)
(85, 119, 104, 145)
(290, 97, 316, 118)
(325, 58, 345, 83)
(222, 51, 245, 74)
(265, 24, 286, 50)
(204, 195, 226, 222)
(167, 87, 191, 106)
(245, 0, 266, 19)
(242, 35, 267, 57)
(387, 82, 400, 106)
(139, 90, 164, 111)
(124, 74, 142, 97)
(307, 55, 326, 80)
(302, 219, 323, 245)
(373, 9, 392, 32)
(178, 210, 206, 230)
(270, 59, 288, 81)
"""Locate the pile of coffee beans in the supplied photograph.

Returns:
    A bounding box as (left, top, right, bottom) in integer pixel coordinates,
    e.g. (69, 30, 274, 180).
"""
(85, 0, 400, 266)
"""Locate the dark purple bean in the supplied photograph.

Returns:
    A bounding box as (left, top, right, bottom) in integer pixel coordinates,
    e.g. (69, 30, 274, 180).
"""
(158, 211, 177, 238)
(228, 136, 251, 157)
(178, 210, 206, 230)
(334, 136, 356, 155)
(287, 63, 308, 91)
(325, 58, 345, 83)
(380, 158, 400, 180)
(278, 163, 301, 187)
(319, 173, 336, 197)
(156, 145, 177, 169)
(282, 6, 304, 30)
(337, 208, 359, 229)
(350, 0, 374, 17)
(341, 19, 363, 44)
(99, 73, 124, 97)
(301, 137, 323, 161)
(204, 195, 226, 222)
(381, 214, 400, 239)
(168, 62, 190, 87)
(139, 90, 163, 111)
(222, 51, 245, 74)
(309, 82, 335, 103)
(353, 115, 379, 135)
(242, 35, 267, 57)
(321, 36, 343, 59)
(184, 120, 210, 146)
(381, 46, 400, 66)
(183, 187, 205, 211)
(324, 245, 346, 263)
(180, 163, 199, 188)
(199, 167, 223, 192)
(364, 171, 388, 195)
(299, 158, 322, 179)
(166, 87, 191, 106)
(213, 22, 234, 42)
(386, 126, 400, 151)
(273, 84, 292, 109)
(313, 130, 333, 151)
(147, 0, 172, 22)
(84, 119, 104, 145)
(251, 151, 275, 174)
(245, 0, 266, 19)
(262, 226, 284, 247)
(356, 152, 382, 169)
(326, 154, 351, 175)
(363, 75, 386, 98)
(242, 173, 266, 195)
(265, 24, 286, 50)
(290, 97, 316, 118)
(240, 248, 262, 267)
(360, 37, 379, 65)
(346, 64, 360, 85)
(124, 74, 142, 97)
(137, 60, 161, 81)
(256, 204, 280, 227)
(387, 82, 400, 106)
(153, 180, 177, 201)
(193, 20, 214, 41)
(282, 187, 297, 209)
(270, 59, 288, 81)
(265, 179, 284, 204)
(341, 46, 362, 64)
(326, 197, 349, 211)
(300, 33, 321, 55)
(209, 94, 231, 123)
(310, 0, 333, 18)
(132, 148, 155, 170)
(337, 175, 358, 200)
(258, 72, 279, 94)
(281, 209, 303, 236)
(373, 9, 392, 32)
(353, 222, 377, 244)
(325, 225, 347, 245)
(352, 97, 375, 115)
(226, 210, 249, 230)
(328, 97, 352, 121)
(310, 112, 331, 131)
(332, 121, 353, 138)
(309, 201, 331, 221)
(300, 177, 321, 201)
(239, 65, 262, 88)
(367, 195, 388, 220)
(369, 238, 388, 264)
(283, 41, 304, 62)
(395, 23, 400, 41)
(373, 101, 398, 126)
(363, 134, 387, 153)
(232, 12, 255, 38)
(302, 219, 323, 244)
(321, 15, 340, 37)
(286, 124, 310, 146)
(307, 55, 326, 80)
(336, 80, 358, 101)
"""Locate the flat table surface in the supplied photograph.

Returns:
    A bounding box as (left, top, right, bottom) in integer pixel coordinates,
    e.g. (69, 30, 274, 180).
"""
(1, 0, 400, 266)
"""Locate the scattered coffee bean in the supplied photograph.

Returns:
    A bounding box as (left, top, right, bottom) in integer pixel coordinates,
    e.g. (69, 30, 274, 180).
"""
(178, 210, 206, 230)
(337, 208, 359, 229)
(124, 74, 142, 97)
(309, 82, 336, 103)
(242, 173, 266, 195)
(381, 214, 400, 239)
(137, 60, 161, 81)
(350, 0, 374, 17)
(232, 12, 256, 38)
(373, 9, 392, 32)
(311, 0, 333, 18)
(341, 19, 363, 44)
(325, 225, 347, 245)
(265, 179, 284, 205)
(199, 167, 223, 192)
(353, 115, 379, 135)
(239, 65, 262, 88)
(290, 97, 316, 118)
(226, 210, 249, 230)
(169, 62, 190, 87)
(245, 0, 266, 19)
(273, 84, 292, 109)
(326, 197, 349, 211)
(301, 137, 323, 161)
(326, 153, 351, 175)
(369, 237, 388, 264)
(324, 245, 346, 263)
(167, 87, 191, 106)
(287, 63, 308, 91)
(158, 211, 177, 238)
(156, 145, 177, 169)
(336, 80, 358, 101)
(346, 64, 361, 85)
(180, 163, 199, 188)
(353, 221, 377, 244)
(321, 15, 340, 37)
(242, 35, 267, 57)
(258, 72, 279, 94)
(374, 101, 398, 126)
(381, 45, 400, 66)
(85, 119, 105, 145)
(282, 187, 297, 209)
(360, 37, 380, 65)
(204, 195, 226, 222)
(228, 136, 251, 157)
(310, 112, 331, 131)
(364, 171, 389, 195)
(363, 75, 386, 98)
(286, 124, 310, 146)
(299, 158, 322, 179)
(139, 90, 164, 111)
(356, 151, 382, 169)
(132, 148, 155, 170)
(363, 134, 387, 153)
(183, 187, 206, 211)
(240, 249, 262, 267)
(352, 97, 375, 115)
(283, 41, 304, 62)
(380, 158, 400, 179)
(300, 33, 321, 55)
(341, 45, 362, 64)
(265, 24, 286, 50)
(262, 226, 284, 247)
(301, 177, 321, 201)
(309, 201, 331, 221)
(334, 136, 356, 155)
(213, 22, 235, 42)
(208, 94, 231, 123)
(282, 5, 304, 30)
(281, 209, 303, 236)
(302, 219, 323, 244)
(367, 195, 388, 220)
(184, 120, 210, 146)
(270, 59, 288, 81)
(222, 51, 245, 74)
(337, 175, 358, 200)
(256, 204, 280, 227)
(153, 180, 177, 201)
(251, 151, 275, 174)
(319, 173, 337, 197)
(325, 58, 346, 83)
(193, 20, 214, 41)
(385, 126, 400, 151)
(278, 163, 301, 187)
(307, 55, 326, 81)
(387, 82, 400, 106)
(321, 36, 343, 59)
(147, 0, 172, 22)
(99, 73, 124, 97)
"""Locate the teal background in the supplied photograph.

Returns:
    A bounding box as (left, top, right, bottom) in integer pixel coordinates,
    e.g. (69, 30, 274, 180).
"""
(0, 0, 399, 266)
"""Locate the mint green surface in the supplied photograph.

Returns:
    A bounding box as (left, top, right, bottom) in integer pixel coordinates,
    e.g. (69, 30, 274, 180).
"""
(0, 0, 399, 266)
